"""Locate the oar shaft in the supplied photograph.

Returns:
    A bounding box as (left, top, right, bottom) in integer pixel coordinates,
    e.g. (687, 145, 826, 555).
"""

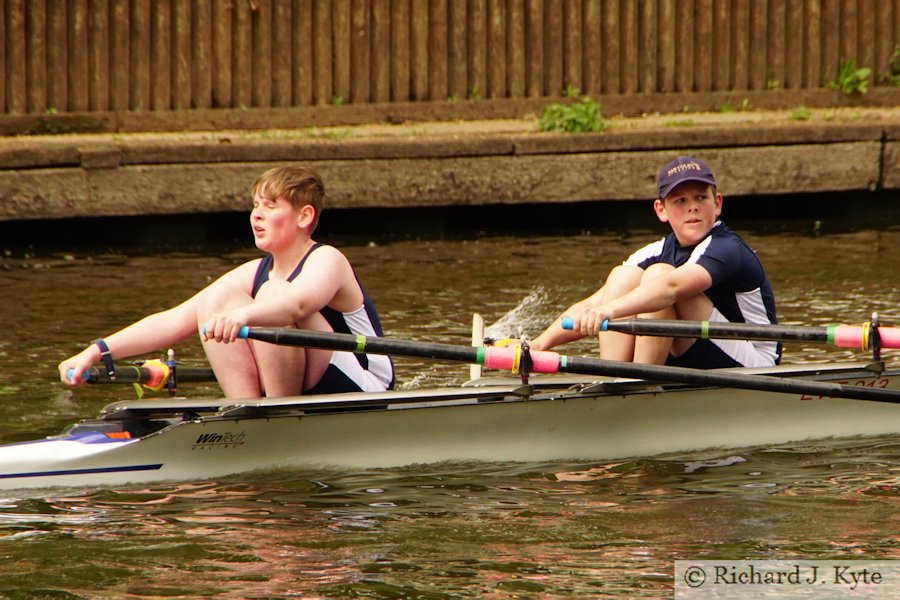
(240, 327, 900, 405)
(560, 317, 900, 350)
(558, 356, 898, 403)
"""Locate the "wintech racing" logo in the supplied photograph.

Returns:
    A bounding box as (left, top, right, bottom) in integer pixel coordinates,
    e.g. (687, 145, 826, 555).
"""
(192, 431, 246, 450)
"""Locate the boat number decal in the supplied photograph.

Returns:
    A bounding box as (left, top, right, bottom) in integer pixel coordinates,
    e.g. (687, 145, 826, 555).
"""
(800, 378, 891, 401)
(192, 431, 246, 450)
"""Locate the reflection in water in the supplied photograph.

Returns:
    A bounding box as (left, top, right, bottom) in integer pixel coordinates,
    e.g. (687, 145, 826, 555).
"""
(0, 229, 899, 596)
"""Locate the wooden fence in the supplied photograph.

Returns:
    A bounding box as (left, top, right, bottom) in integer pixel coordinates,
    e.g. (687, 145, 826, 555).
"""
(2, 0, 898, 115)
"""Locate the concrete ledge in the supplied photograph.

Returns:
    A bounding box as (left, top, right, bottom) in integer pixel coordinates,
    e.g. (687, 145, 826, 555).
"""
(0, 108, 897, 222)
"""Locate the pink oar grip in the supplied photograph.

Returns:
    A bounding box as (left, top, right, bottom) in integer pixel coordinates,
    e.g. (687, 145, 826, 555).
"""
(879, 327, 900, 349)
(832, 325, 900, 349)
(832, 325, 864, 348)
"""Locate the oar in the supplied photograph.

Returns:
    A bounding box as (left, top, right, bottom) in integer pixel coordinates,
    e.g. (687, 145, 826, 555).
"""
(72, 365, 216, 385)
(237, 326, 900, 404)
(559, 317, 900, 349)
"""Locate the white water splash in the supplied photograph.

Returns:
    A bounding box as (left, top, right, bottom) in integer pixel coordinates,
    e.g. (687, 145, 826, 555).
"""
(483, 286, 557, 342)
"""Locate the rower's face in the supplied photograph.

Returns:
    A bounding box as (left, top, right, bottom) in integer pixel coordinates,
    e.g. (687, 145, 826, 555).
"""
(654, 182, 722, 246)
(250, 191, 302, 251)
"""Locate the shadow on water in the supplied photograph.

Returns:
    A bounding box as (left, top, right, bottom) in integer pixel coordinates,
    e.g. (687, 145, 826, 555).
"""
(1, 190, 898, 255)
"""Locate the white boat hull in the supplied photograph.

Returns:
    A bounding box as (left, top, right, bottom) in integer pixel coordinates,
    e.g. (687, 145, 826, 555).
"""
(1, 363, 898, 490)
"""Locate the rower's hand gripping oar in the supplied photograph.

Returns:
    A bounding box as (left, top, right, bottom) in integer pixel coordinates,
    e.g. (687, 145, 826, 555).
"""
(235, 326, 900, 405)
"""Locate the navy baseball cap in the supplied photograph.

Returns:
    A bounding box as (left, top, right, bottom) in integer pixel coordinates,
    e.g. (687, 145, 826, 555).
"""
(657, 156, 717, 199)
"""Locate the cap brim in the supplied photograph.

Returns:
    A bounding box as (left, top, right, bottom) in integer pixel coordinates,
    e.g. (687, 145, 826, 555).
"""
(659, 176, 717, 199)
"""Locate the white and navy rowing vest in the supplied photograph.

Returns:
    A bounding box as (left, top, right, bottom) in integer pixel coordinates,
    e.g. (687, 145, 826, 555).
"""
(251, 244, 395, 389)
(623, 221, 781, 363)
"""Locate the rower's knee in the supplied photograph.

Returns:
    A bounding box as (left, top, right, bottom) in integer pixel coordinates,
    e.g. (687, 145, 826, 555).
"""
(641, 262, 675, 280)
(197, 280, 253, 321)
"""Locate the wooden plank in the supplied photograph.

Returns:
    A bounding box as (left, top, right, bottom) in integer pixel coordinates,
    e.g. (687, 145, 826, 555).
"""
(69, 0, 90, 111)
(0, 0, 6, 112)
(784, 0, 802, 88)
(191, 0, 212, 108)
(7, 0, 25, 113)
(507, 0, 524, 97)
(390, 0, 410, 101)
(767, 0, 785, 91)
(332, 0, 351, 104)
(874, 0, 894, 83)
(601, 0, 619, 93)
(410, 0, 428, 100)
(130, 0, 151, 110)
(821, 0, 839, 87)
(172, 0, 192, 109)
(448, 0, 468, 98)
(840, 0, 857, 61)
(211, 0, 232, 107)
(430, 0, 448, 100)
(621, 0, 637, 94)
(48, 0, 71, 111)
(252, 0, 273, 108)
(675, 0, 693, 91)
(313, 0, 333, 104)
(350, 0, 370, 103)
(857, 0, 875, 83)
(110, 0, 129, 110)
(272, 1, 293, 106)
(731, 0, 749, 90)
(638, 0, 656, 93)
(694, 0, 712, 92)
(748, 0, 767, 89)
(544, 0, 563, 95)
(293, 0, 313, 106)
(371, 0, 390, 102)
(563, 0, 582, 94)
(486, 0, 505, 98)
(26, 0, 47, 113)
(233, 0, 252, 107)
(657, 0, 675, 92)
(150, 0, 172, 110)
(712, 0, 729, 90)
(468, 0, 486, 99)
(803, 0, 821, 88)
(525, 0, 543, 96)
(583, 0, 601, 94)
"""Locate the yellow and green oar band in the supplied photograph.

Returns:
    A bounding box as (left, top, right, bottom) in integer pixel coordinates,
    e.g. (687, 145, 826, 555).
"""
(476, 346, 487, 364)
(700, 321, 710, 340)
(355, 334, 367, 353)
(826, 325, 836, 346)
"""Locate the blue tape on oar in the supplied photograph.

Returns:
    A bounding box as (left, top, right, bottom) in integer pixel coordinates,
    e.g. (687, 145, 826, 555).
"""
(560, 317, 609, 332)
(200, 325, 250, 338)
(66, 368, 89, 382)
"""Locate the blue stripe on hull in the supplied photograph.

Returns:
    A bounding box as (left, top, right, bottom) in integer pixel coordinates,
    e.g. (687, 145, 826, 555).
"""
(0, 463, 163, 480)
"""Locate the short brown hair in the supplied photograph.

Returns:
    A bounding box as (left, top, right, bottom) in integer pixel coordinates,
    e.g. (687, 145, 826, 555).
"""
(251, 166, 325, 232)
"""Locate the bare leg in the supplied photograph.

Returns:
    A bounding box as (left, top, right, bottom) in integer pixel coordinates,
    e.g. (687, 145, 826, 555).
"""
(597, 265, 643, 361)
(196, 280, 264, 398)
(632, 263, 676, 365)
(250, 280, 334, 398)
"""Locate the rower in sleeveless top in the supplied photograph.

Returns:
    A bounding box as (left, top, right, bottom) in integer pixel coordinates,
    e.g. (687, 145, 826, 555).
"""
(59, 166, 394, 398)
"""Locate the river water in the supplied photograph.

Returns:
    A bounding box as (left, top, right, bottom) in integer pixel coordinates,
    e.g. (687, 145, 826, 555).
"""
(1, 200, 899, 598)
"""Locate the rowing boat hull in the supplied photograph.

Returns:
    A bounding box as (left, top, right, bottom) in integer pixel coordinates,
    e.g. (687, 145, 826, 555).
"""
(1, 364, 898, 490)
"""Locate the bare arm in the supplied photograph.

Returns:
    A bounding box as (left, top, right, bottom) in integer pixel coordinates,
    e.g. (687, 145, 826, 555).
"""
(58, 260, 258, 385)
(570, 263, 712, 336)
(203, 246, 363, 342)
(530, 285, 608, 351)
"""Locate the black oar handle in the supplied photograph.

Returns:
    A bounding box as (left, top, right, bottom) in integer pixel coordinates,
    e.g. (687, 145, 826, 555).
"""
(73, 366, 216, 384)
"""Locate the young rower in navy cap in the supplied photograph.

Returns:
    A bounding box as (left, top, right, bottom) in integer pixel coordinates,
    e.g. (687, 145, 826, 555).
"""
(59, 166, 394, 398)
(529, 156, 781, 368)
